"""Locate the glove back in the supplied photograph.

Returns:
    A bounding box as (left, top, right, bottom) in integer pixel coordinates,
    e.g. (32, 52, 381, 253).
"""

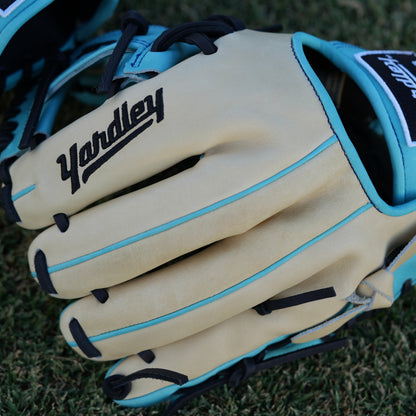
(4, 15, 416, 412)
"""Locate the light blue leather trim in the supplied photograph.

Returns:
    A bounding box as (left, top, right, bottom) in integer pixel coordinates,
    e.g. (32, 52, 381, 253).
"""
(12, 184, 35, 201)
(291, 32, 416, 216)
(0, 1, 53, 53)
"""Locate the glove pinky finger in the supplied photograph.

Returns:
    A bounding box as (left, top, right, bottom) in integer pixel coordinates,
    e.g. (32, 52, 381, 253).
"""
(101, 304, 349, 411)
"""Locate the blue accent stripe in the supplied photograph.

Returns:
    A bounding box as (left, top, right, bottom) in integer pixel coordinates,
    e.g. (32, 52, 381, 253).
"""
(67, 202, 372, 348)
(35, 135, 338, 280)
(12, 184, 36, 202)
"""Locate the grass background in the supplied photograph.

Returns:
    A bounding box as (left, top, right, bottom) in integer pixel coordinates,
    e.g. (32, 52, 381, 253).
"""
(1, 0, 416, 415)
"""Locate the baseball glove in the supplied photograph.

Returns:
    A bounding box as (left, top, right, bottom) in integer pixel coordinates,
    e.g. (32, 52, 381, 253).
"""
(3, 12, 416, 415)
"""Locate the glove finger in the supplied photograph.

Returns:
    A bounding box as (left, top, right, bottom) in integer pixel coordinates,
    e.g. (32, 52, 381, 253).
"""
(8, 31, 333, 230)
(58, 201, 416, 362)
(28, 131, 355, 299)
(57, 152, 390, 361)
(102, 306, 344, 408)
(101, 236, 416, 409)
(58, 255, 346, 361)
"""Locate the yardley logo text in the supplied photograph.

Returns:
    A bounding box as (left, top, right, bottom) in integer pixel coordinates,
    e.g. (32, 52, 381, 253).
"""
(378, 54, 416, 98)
(57, 88, 164, 194)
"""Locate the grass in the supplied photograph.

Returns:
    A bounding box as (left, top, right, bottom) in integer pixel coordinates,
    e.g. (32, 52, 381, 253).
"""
(2, 0, 416, 415)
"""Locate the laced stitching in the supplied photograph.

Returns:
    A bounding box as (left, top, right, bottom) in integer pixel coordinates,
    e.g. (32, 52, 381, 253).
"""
(151, 15, 245, 54)
(97, 11, 149, 96)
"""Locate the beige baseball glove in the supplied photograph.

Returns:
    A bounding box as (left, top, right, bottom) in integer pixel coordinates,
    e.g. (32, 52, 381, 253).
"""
(2, 13, 416, 415)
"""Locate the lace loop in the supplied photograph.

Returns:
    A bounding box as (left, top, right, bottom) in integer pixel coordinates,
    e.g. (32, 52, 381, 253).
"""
(151, 15, 245, 54)
(102, 368, 189, 401)
(206, 14, 246, 31)
(97, 11, 150, 96)
(182, 32, 218, 55)
(121, 9, 149, 32)
(102, 374, 131, 401)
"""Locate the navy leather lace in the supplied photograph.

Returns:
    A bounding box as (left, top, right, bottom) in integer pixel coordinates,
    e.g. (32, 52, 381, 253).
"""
(151, 15, 245, 54)
(97, 11, 149, 96)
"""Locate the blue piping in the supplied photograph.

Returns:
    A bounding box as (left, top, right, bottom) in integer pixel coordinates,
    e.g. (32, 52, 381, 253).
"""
(12, 184, 36, 201)
(67, 202, 372, 347)
(34, 135, 338, 279)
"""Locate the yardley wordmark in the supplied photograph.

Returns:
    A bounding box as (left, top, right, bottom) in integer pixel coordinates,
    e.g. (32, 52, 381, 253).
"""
(356, 50, 416, 146)
(378, 54, 416, 98)
(57, 88, 164, 194)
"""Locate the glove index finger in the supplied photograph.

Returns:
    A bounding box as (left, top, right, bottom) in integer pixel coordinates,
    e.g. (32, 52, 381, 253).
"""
(5, 82, 186, 229)
(5, 30, 331, 230)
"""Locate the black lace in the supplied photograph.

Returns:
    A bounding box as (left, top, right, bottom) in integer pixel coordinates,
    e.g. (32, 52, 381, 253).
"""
(0, 12, 270, 154)
(97, 11, 149, 96)
(151, 15, 245, 54)
(253, 287, 336, 315)
(1, 12, 148, 154)
(102, 368, 189, 401)
(0, 12, 246, 153)
(97, 13, 245, 98)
